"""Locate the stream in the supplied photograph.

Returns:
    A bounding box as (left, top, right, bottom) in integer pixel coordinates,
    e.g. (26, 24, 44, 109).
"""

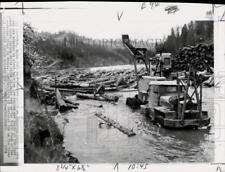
(62, 86, 214, 163)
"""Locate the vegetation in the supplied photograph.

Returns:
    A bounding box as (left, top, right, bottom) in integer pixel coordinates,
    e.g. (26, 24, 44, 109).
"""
(24, 23, 78, 163)
(35, 31, 132, 67)
(156, 20, 213, 55)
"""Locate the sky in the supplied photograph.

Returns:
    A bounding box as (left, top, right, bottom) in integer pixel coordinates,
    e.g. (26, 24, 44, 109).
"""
(2, 2, 213, 40)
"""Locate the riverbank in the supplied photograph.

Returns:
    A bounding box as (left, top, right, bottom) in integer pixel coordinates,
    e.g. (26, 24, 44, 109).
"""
(24, 78, 79, 163)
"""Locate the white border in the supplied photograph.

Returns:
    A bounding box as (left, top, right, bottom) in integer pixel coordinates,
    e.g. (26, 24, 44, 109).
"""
(0, 2, 225, 172)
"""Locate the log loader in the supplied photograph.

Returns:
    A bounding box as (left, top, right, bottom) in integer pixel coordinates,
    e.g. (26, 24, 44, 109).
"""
(122, 34, 210, 129)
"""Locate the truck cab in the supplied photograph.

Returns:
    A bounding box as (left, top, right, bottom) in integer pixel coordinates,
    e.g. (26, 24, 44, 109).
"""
(139, 77, 210, 129)
(153, 53, 172, 78)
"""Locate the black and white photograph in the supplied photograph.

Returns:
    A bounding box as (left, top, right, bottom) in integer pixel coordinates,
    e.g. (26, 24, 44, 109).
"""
(22, 2, 216, 163)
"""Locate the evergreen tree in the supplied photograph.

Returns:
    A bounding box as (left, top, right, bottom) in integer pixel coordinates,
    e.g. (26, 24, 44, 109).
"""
(187, 21, 195, 46)
(158, 19, 213, 55)
(175, 27, 181, 50)
(195, 21, 205, 43)
(181, 24, 188, 47)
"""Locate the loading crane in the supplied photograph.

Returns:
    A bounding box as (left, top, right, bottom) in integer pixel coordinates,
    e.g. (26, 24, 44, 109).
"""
(122, 35, 150, 81)
(122, 34, 210, 129)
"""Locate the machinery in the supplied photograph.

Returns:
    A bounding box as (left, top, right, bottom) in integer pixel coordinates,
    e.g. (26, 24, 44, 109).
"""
(122, 34, 211, 129)
(122, 35, 172, 79)
(122, 34, 150, 81)
(138, 69, 210, 129)
(153, 53, 172, 78)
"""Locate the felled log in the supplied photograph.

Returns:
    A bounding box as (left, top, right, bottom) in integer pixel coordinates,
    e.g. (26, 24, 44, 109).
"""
(50, 83, 87, 89)
(46, 86, 95, 94)
(51, 83, 95, 92)
(94, 84, 105, 96)
(115, 75, 127, 88)
(99, 79, 117, 86)
(63, 98, 80, 106)
(65, 102, 79, 109)
(88, 77, 111, 84)
(76, 93, 119, 102)
(101, 94, 119, 102)
(56, 89, 68, 112)
(104, 86, 118, 91)
(95, 112, 136, 137)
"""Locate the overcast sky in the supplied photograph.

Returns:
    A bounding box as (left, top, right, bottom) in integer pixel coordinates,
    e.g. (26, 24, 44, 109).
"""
(2, 2, 213, 40)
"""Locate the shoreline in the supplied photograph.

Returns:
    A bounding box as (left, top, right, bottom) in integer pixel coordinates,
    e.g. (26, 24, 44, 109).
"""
(24, 78, 80, 163)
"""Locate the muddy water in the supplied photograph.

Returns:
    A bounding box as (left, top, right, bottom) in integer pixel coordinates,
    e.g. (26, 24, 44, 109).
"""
(63, 87, 214, 163)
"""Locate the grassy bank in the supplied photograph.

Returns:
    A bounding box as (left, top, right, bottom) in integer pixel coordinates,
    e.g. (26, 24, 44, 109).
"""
(24, 78, 79, 163)
(24, 23, 79, 163)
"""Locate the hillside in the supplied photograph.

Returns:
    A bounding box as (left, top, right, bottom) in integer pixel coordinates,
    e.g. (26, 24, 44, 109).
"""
(34, 31, 133, 67)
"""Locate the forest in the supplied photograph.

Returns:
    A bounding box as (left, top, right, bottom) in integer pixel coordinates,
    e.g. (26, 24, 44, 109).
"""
(156, 20, 213, 55)
(34, 31, 131, 67)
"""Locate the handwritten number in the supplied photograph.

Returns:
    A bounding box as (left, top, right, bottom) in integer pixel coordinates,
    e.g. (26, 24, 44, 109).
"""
(114, 163, 119, 171)
(128, 164, 131, 170)
(56, 165, 60, 171)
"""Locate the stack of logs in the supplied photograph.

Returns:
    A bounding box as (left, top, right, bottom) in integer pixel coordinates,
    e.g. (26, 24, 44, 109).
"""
(172, 43, 214, 72)
(53, 67, 146, 90)
(38, 67, 147, 96)
(38, 67, 145, 110)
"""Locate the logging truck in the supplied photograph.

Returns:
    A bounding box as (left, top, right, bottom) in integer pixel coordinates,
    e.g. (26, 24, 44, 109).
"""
(138, 72, 210, 129)
(122, 34, 211, 129)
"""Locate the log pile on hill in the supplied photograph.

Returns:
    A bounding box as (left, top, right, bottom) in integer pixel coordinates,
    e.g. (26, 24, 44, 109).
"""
(172, 43, 214, 72)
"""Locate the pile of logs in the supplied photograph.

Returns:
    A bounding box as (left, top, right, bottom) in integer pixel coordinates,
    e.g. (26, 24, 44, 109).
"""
(172, 43, 214, 72)
(35, 66, 147, 105)
(37, 67, 147, 95)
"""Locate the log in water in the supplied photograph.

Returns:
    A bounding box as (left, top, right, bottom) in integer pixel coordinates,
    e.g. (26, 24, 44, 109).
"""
(95, 112, 136, 137)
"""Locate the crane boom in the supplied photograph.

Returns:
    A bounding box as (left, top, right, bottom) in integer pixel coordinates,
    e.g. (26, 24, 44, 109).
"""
(122, 34, 150, 77)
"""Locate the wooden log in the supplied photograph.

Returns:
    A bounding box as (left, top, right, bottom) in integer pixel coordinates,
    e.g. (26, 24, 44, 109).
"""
(65, 102, 79, 109)
(98, 79, 117, 86)
(95, 113, 136, 137)
(104, 87, 117, 91)
(94, 84, 105, 96)
(63, 98, 80, 106)
(88, 77, 110, 84)
(56, 89, 68, 112)
(172, 43, 214, 72)
(44, 86, 120, 94)
(115, 75, 127, 88)
(51, 83, 93, 89)
(50, 83, 85, 89)
(47, 86, 95, 94)
(76, 93, 119, 102)
(101, 94, 119, 102)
